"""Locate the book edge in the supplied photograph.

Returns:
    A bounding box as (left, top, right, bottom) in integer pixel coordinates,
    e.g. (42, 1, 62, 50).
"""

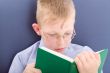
(39, 47, 108, 63)
(39, 47, 74, 62)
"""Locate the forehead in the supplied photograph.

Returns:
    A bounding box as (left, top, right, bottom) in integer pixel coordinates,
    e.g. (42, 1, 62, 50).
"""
(41, 16, 75, 33)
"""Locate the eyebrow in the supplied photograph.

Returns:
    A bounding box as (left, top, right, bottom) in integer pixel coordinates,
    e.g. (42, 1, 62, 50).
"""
(47, 30, 73, 34)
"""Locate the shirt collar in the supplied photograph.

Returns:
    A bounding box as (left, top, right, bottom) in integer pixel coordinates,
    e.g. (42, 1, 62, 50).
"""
(39, 38, 45, 48)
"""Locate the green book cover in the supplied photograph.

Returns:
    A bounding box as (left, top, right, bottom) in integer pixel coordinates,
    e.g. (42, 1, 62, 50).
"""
(35, 47, 108, 73)
(97, 49, 108, 73)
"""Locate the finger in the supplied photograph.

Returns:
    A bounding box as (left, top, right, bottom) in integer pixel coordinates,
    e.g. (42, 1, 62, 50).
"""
(77, 52, 88, 66)
(82, 51, 95, 61)
(89, 52, 100, 62)
(31, 68, 42, 73)
(36, 69, 42, 73)
(75, 57, 83, 72)
(88, 51, 96, 59)
(94, 53, 100, 60)
(94, 53, 101, 65)
(82, 51, 90, 62)
(28, 63, 35, 67)
(33, 69, 41, 73)
(88, 52, 101, 66)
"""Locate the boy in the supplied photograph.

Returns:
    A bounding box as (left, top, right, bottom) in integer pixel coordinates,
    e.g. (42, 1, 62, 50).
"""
(9, 0, 101, 73)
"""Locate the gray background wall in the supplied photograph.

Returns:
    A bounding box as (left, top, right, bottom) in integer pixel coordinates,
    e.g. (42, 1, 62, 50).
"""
(0, 0, 110, 73)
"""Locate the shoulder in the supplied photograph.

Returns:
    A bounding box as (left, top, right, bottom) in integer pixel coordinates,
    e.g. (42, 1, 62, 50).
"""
(64, 43, 94, 58)
(14, 41, 40, 65)
(17, 41, 40, 56)
(70, 43, 93, 52)
(9, 41, 40, 73)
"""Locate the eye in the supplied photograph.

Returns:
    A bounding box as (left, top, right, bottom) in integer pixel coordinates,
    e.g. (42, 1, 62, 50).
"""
(65, 33, 72, 36)
(48, 34, 56, 37)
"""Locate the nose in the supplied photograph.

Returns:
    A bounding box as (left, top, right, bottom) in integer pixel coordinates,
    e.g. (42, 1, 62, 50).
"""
(57, 37, 65, 48)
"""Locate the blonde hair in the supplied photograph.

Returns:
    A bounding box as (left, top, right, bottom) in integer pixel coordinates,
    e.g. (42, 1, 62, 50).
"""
(36, 0, 75, 25)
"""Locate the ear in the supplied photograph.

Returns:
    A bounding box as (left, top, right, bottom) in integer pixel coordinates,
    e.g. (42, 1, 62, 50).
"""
(32, 23, 41, 36)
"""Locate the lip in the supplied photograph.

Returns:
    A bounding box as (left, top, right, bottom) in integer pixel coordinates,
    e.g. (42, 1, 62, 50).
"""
(55, 48, 64, 52)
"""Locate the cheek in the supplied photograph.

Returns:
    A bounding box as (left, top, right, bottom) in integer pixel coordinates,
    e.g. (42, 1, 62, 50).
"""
(65, 39, 72, 47)
(43, 38, 56, 50)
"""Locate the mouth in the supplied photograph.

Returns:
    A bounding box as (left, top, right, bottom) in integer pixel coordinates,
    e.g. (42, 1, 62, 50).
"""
(54, 48, 64, 52)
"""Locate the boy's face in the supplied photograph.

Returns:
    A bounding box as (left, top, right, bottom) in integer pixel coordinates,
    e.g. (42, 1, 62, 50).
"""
(33, 14, 75, 53)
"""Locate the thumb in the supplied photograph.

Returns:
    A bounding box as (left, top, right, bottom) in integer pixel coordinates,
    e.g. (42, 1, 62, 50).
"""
(27, 62, 35, 67)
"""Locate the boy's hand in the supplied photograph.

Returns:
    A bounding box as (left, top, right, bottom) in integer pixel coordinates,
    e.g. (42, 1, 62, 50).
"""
(75, 51, 101, 73)
(23, 63, 42, 73)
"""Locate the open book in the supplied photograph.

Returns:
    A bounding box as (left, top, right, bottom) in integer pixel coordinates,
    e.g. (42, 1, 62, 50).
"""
(35, 47, 108, 73)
